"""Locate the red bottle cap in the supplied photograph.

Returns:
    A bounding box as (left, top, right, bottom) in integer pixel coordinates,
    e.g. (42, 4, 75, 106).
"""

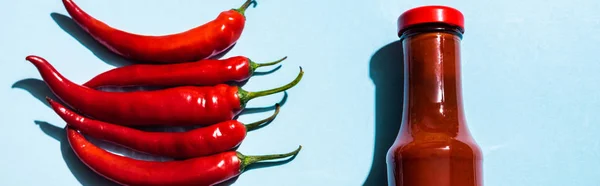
(397, 5, 464, 37)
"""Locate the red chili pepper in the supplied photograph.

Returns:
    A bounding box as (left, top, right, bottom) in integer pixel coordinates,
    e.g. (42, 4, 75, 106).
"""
(48, 97, 280, 159)
(66, 127, 301, 186)
(26, 55, 303, 126)
(62, 0, 256, 63)
(83, 56, 286, 88)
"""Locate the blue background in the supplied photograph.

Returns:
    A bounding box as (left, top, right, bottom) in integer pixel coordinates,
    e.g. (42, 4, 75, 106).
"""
(1, 0, 600, 185)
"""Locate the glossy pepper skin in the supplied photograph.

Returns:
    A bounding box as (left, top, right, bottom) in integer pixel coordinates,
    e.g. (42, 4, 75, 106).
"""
(62, 0, 255, 63)
(83, 56, 286, 88)
(26, 55, 303, 126)
(67, 127, 301, 186)
(48, 98, 280, 159)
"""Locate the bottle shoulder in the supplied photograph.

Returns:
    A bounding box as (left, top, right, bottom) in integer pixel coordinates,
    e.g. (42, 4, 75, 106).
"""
(388, 134, 482, 160)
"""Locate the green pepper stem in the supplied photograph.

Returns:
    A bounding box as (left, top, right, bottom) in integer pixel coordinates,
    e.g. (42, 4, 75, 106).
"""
(244, 104, 280, 131)
(250, 56, 287, 74)
(256, 56, 287, 68)
(238, 145, 302, 171)
(239, 67, 304, 105)
(235, 0, 255, 15)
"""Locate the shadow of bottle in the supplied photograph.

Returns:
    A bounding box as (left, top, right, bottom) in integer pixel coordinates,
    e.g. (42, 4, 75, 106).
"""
(363, 40, 405, 186)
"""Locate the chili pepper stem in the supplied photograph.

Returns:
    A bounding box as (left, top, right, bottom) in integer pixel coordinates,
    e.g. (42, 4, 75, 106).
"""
(234, 0, 256, 15)
(239, 67, 304, 106)
(244, 104, 281, 131)
(238, 145, 302, 171)
(250, 56, 287, 73)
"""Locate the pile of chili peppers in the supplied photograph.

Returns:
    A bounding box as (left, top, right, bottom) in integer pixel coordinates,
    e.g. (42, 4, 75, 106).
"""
(26, 0, 304, 185)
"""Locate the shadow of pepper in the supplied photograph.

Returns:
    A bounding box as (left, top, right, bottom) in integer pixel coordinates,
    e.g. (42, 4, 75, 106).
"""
(12, 78, 58, 108)
(253, 65, 282, 76)
(35, 121, 118, 186)
(363, 40, 405, 186)
(222, 64, 281, 88)
(241, 92, 288, 115)
(209, 43, 236, 60)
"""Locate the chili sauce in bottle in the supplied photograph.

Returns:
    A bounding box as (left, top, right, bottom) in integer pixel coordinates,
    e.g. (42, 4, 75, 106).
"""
(386, 6, 483, 186)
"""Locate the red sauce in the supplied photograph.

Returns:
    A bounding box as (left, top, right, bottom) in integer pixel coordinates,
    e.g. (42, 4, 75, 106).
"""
(386, 24, 483, 186)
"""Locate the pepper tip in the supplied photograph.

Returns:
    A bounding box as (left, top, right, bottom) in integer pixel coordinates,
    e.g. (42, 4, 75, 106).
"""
(25, 55, 45, 64)
(25, 55, 37, 62)
(291, 145, 303, 156)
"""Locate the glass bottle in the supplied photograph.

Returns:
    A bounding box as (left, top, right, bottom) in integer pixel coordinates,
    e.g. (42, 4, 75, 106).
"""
(386, 6, 483, 186)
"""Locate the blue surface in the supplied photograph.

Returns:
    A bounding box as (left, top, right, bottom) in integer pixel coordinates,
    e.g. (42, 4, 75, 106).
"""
(1, 0, 600, 185)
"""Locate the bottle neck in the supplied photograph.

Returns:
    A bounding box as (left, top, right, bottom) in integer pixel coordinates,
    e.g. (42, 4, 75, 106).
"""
(401, 26, 466, 136)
